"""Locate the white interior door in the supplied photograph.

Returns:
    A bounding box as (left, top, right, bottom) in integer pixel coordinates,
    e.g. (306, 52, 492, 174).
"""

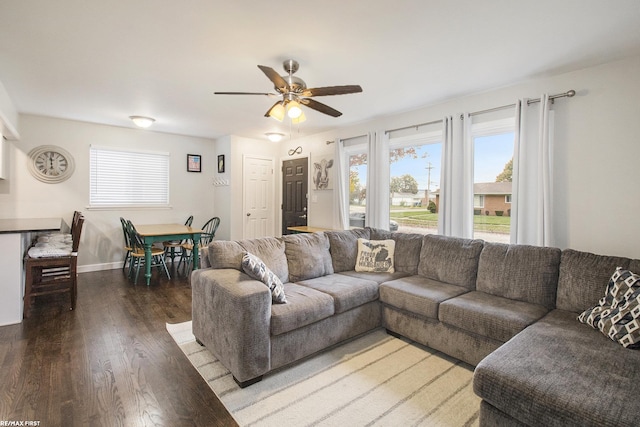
(243, 156, 274, 239)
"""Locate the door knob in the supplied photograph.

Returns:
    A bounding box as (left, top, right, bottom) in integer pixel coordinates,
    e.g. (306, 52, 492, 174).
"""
(246, 213, 251, 217)
(299, 214, 307, 219)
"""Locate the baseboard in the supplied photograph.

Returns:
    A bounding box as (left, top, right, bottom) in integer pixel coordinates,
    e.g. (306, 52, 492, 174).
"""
(78, 262, 121, 273)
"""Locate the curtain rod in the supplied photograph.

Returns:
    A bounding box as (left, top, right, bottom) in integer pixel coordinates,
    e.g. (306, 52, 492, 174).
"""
(385, 119, 443, 135)
(467, 89, 576, 118)
(326, 133, 368, 145)
(331, 89, 576, 141)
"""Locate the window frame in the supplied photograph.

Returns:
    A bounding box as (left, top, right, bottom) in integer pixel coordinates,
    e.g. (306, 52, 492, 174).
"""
(344, 142, 368, 229)
(89, 145, 171, 210)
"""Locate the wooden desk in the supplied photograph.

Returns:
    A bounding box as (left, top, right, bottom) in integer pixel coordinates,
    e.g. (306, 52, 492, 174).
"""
(286, 226, 334, 234)
(0, 218, 62, 325)
(134, 224, 203, 286)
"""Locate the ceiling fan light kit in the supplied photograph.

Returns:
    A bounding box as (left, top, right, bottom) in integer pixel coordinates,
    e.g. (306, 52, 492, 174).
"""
(268, 103, 286, 122)
(286, 100, 302, 119)
(214, 59, 363, 126)
(291, 111, 306, 124)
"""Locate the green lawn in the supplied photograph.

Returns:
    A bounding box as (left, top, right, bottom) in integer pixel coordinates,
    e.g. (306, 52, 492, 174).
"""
(389, 208, 510, 234)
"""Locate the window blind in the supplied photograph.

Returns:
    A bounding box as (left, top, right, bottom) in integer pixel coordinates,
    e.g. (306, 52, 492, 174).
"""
(89, 146, 170, 207)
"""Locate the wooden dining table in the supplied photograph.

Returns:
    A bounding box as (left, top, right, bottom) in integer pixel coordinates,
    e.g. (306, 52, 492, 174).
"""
(133, 223, 203, 286)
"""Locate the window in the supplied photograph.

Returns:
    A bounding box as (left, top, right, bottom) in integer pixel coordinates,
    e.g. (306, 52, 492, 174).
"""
(89, 146, 170, 208)
(388, 131, 442, 234)
(348, 150, 367, 228)
(472, 118, 514, 242)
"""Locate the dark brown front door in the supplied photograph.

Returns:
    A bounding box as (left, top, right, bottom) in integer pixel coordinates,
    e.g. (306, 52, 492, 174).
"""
(282, 157, 308, 235)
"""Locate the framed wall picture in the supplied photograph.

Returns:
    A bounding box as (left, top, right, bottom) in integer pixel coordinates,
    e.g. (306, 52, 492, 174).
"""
(311, 151, 334, 190)
(217, 154, 225, 173)
(187, 154, 202, 172)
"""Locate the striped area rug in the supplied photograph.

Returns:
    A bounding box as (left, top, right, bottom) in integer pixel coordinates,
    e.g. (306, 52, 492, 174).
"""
(167, 322, 480, 427)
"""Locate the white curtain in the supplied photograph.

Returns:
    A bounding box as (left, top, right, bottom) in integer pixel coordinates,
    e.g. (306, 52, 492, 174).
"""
(438, 114, 474, 238)
(333, 138, 350, 230)
(365, 131, 390, 229)
(511, 94, 554, 245)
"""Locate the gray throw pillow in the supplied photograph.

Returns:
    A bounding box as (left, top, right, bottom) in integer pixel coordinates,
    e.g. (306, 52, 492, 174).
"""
(207, 240, 245, 270)
(326, 228, 371, 272)
(241, 252, 287, 304)
(282, 232, 334, 282)
(239, 237, 289, 283)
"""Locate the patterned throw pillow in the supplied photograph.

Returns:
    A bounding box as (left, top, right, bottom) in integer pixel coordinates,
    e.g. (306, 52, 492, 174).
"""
(241, 252, 287, 304)
(355, 238, 395, 273)
(578, 267, 640, 348)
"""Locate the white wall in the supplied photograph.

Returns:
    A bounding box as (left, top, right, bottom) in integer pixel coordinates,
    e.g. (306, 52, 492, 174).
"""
(0, 114, 216, 271)
(4, 55, 638, 268)
(222, 135, 280, 240)
(281, 55, 640, 259)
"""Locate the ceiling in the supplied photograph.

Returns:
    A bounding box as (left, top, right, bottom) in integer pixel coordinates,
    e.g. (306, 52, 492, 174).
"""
(1, 1, 639, 141)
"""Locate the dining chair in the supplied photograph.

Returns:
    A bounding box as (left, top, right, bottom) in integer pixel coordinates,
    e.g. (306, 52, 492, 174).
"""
(120, 217, 133, 271)
(23, 213, 85, 317)
(163, 215, 193, 264)
(178, 216, 220, 272)
(126, 220, 171, 284)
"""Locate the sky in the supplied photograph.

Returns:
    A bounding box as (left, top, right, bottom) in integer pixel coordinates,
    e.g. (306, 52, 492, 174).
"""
(352, 132, 515, 191)
(355, 133, 514, 191)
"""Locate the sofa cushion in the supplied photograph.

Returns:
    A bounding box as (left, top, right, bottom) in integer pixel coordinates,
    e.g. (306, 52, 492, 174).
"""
(380, 275, 469, 319)
(369, 228, 424, 275)
(339, 270, 409, 284)
(439, 291, 549, 342)
(418, 235, 484, 290)
(476, 242, 561, 309)
(208, 240, 245, 270)
(326, 228, 371, 272)
(282, 232, 334, 282)
(474, 309, 640, 427)
(296, 273, 379, 314)
(579, 267, 640, 348)
(270, 283, 335, 336)
(238, 237, 290, 283)
(556, 248, 631, 313)
(355, 238, 395, 273)
(241, 252, 287, 304)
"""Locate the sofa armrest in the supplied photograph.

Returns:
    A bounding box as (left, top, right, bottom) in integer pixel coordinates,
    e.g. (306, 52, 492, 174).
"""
(191, 268, 272, 382)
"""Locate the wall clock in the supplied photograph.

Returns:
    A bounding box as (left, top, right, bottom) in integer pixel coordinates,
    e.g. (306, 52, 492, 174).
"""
(27, 145, 75, 183)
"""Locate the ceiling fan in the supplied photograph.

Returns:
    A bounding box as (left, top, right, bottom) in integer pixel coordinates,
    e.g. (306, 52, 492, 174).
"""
(214, 59, 363, 121)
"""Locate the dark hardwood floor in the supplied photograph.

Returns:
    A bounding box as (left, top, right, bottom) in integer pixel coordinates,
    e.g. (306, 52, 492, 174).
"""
(0, 264, 238, 427)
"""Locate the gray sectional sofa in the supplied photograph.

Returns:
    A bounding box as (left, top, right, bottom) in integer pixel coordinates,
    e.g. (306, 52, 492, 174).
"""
(191, 228, 640, 426)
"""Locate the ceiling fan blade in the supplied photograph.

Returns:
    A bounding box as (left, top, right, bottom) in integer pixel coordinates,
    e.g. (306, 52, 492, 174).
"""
(257, 65, 289, 93)
(299, 98, 342, 117)
(214, 91, 276, 96)
(301, 85, 363, 97)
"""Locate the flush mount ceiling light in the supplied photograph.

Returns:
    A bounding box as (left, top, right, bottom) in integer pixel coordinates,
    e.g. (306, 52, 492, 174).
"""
(129, 115, 155, 128)
(265, 132, 285, 142)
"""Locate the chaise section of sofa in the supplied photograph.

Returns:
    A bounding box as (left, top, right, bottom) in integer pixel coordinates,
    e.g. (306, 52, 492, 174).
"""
(474, 248, 640, 426)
